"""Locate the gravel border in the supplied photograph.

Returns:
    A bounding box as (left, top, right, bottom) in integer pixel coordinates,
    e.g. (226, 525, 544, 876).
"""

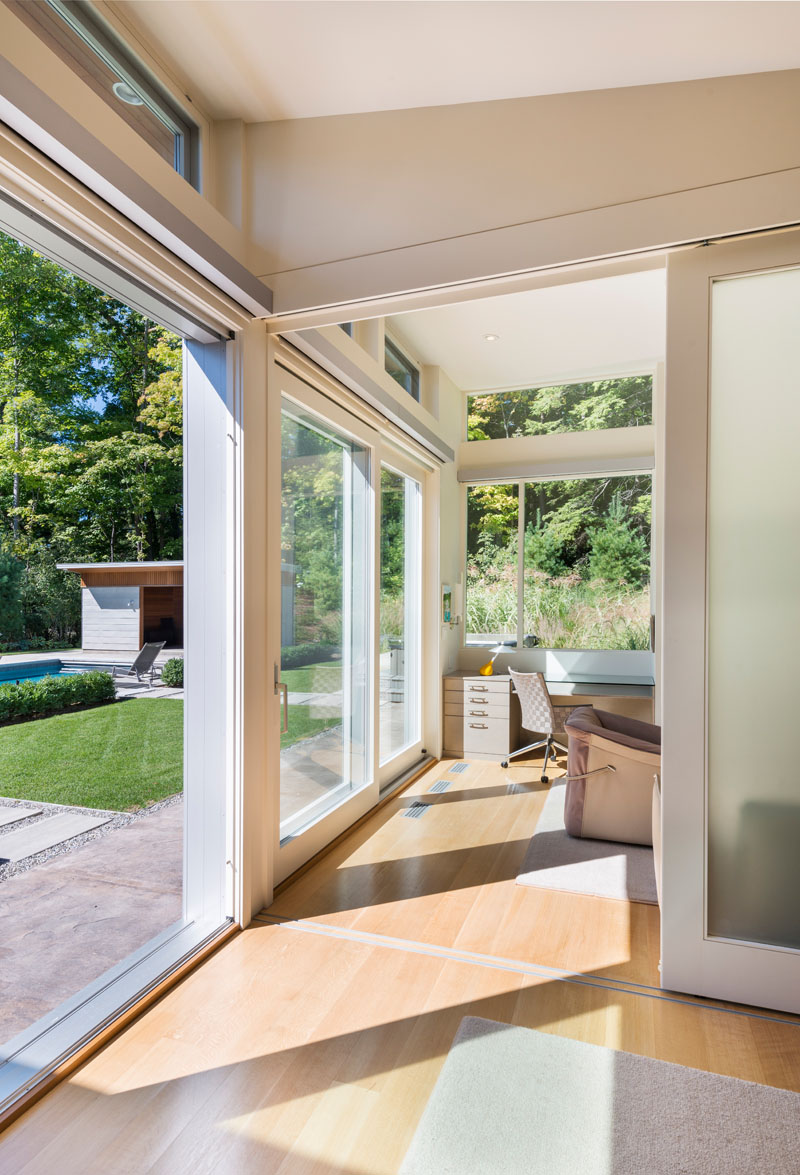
(0, 792, 183, 883)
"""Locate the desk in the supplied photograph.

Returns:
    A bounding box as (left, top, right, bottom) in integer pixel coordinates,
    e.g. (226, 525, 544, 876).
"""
(442, 669, 654, 761)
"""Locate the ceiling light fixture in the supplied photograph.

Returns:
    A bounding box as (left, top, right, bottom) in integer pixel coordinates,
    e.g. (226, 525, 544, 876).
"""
(483, 333, 500, 342)
(112, 81, 144, 106)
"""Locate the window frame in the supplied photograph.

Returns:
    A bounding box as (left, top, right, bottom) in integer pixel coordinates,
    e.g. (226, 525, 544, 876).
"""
(464, 469, 654, 654)
(43, 0, 200, 186)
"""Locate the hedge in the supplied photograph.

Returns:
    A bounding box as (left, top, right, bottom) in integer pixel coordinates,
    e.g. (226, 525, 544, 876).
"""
(281, 643, 340, 670)
(161, 657, 184, 687)
(0, 670, 116, 724)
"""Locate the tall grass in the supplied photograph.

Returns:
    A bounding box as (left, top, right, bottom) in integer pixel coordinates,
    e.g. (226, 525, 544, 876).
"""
(467, 569, 650, 650)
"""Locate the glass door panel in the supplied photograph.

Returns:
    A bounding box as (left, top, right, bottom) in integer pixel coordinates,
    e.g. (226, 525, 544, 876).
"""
(379, 466, 421, 766)
(279, 401, 371, 840)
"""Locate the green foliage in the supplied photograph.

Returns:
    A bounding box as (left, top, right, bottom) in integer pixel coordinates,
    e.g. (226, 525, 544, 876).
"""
(281, 414, 345, 645)
(0, 229, 183, 643)
(19, 551, 80, 645)
(467, 376, 652, 440)
(0, 698, 183, 810)
(524, 510, 567, 577)
(467, 475, 652, 650)
(588, 495, 650, 586)
(0, 669, 115, 723)
(161, 657, 184, 687)
(0, 545, 23, 642)
(281, 643, 341, 669)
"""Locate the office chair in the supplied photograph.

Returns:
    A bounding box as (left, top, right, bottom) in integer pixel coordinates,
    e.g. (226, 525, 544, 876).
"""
(500, 668, 572, 782)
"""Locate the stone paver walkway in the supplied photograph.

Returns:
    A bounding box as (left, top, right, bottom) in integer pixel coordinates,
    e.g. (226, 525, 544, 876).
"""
(0, 802, 183, 1044)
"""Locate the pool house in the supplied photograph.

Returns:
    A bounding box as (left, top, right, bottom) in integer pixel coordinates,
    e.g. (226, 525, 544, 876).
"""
(57, 562, 184, 652)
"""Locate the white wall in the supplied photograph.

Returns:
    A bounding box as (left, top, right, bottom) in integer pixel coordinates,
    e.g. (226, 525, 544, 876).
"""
(81, 586, 140, 651)
(436, 370, 465, 678)
(243, 69, 800, 312)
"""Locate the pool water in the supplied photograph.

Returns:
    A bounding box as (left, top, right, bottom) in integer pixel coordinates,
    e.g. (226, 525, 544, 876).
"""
(0, 660, 118, 686)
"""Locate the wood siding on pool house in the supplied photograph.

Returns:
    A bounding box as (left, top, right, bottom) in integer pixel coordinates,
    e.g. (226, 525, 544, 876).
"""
(78, 567, 183, 588)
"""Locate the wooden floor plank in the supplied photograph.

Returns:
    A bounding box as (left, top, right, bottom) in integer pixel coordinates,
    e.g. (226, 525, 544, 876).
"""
(3, 756, 800, 1173)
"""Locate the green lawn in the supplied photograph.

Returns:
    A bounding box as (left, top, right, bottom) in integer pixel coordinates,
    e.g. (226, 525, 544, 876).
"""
(281, 704, 341, 751)
(281, 662, 342, 693)
(280, 663, 342, 751)
(0, 699, 183, 812)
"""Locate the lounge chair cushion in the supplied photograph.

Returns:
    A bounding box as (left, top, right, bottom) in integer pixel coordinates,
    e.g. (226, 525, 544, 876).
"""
(564, 707, 661, 846)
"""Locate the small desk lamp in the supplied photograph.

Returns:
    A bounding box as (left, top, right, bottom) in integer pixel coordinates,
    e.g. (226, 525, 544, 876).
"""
(479, 643, 507, 677)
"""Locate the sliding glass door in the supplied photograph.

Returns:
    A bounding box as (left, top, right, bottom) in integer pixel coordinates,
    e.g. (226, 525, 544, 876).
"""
(279, 399, 372, 847)
(270, 363, 429, 883)
(379, 463, 422, 774)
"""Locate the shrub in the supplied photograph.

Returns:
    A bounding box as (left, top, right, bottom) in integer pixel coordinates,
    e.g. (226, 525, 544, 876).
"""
(161, 657, 184, 687)
(281, 643, 340, 669)
(0, 670, 115, 724)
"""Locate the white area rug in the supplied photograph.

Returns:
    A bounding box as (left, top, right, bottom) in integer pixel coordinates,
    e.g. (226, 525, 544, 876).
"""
(516, 780, 657, 904)
(400, 1017, 800, 1175)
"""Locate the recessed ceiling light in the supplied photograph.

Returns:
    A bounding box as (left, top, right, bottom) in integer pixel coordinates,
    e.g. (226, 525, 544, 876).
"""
(483, 333, 500, 342)
(112, 81, 144, 106)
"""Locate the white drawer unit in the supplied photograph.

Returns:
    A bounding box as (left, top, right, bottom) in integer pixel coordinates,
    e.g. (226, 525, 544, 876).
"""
(443, 671, 521, 761)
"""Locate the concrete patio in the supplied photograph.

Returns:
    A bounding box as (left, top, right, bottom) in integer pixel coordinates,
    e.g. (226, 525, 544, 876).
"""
(0, 799, 183, 1043)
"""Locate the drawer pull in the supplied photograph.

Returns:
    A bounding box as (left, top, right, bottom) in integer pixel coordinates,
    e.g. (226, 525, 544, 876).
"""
(469, 685, 488, 692)
(469, 722, 488, 729)
(469, 710, 488, 716)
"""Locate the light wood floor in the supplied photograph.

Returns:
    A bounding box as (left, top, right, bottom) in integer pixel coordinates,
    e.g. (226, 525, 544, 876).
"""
(3, 756, 800, 1174)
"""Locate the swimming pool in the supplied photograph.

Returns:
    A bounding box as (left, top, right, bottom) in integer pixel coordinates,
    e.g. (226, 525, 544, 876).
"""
(0, 659, 125, 685)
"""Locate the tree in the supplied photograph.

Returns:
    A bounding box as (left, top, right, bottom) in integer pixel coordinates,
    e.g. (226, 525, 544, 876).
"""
(467, 376, 653, 441)
(0, 546, 23, 643)
(0, 228, 184, 646)
(588, 494, 650, 586)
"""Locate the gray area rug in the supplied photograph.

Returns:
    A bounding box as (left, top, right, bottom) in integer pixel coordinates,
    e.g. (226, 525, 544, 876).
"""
(400, 1017, 800, 1175)
(516, 780, 657, 904)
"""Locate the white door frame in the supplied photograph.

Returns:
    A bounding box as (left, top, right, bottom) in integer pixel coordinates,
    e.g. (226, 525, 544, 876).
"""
(662, 230, 800, 1013)
(266, 350, 435, 886)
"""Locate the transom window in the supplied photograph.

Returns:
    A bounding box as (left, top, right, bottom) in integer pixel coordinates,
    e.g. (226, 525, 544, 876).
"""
(6, 0, 199, 185)
(467, 375, 652, 441)
(385, 336, 420, 402)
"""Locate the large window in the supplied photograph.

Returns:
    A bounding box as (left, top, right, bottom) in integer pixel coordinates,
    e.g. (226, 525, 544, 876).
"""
(466, 474, 651, 650)
(467, 375, 652, 440)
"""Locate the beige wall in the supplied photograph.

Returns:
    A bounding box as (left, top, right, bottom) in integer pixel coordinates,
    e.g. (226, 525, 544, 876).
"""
(242, 69, 800, 312)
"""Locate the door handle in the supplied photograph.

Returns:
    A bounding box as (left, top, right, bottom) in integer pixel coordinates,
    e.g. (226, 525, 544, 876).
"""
(274, 665, 288, 734)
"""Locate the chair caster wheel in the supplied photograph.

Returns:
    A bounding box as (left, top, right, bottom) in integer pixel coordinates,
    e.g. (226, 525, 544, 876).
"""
(500, 761, 508, 769)
(541, 774, 549, 784)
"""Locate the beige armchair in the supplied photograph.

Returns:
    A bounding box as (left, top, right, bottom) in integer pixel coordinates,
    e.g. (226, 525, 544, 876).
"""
(563, 706, 661, 847)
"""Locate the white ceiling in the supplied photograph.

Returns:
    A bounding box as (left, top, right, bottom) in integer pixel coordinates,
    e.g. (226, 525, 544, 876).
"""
(111, 1, 800, 123)
(386, 268, 666, 392)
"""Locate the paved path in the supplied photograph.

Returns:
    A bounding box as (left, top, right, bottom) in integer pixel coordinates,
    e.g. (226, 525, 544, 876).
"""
(0, 803, 183, 1045)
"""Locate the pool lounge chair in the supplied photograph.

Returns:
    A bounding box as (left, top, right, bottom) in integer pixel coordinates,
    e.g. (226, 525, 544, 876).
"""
(113, 641, 166, 687)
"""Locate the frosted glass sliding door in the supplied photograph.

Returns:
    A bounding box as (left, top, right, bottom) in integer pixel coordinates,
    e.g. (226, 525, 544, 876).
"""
(707, 268, 800, 950)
